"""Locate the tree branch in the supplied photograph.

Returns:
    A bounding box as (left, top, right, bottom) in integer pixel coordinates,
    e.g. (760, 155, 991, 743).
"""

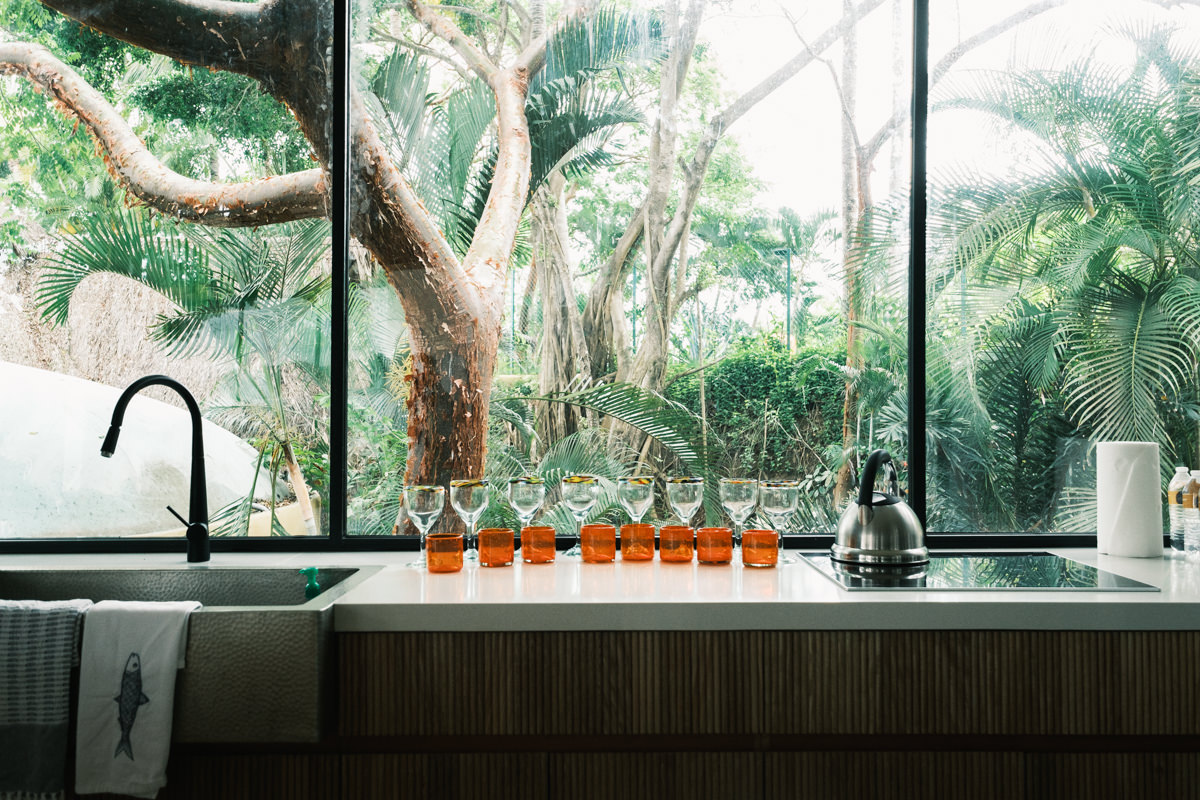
(460, 67, 532, 294)
(39, 0, 279, 81)
(405, 0, 497, 80)
(786, 12, 863, 156)
(0, 43, 326, 226)
(369, 26, 474, 82)
(861, 0, 1065, 164)
(503, 0, 532, 29)
(651, 0, 886, 280)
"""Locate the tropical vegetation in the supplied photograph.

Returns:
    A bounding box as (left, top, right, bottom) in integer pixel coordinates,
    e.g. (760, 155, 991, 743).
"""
(2, 1, 1197, 537)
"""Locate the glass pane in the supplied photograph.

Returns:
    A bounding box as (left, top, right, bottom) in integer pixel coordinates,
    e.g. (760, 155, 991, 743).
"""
(0, 5, 330, 538)
(927, 0, 1200, 532)
(346, 1, 910, 537)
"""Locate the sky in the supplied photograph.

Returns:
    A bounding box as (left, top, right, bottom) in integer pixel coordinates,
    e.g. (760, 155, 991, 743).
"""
(699, 0, 1200, 217)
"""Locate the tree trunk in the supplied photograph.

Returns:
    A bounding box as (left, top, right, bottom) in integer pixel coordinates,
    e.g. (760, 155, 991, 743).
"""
(532, 176, 591, 440)
(402, 300, 502, 488)
(833, 0, 861, 510)
(281, 440, 319, 535)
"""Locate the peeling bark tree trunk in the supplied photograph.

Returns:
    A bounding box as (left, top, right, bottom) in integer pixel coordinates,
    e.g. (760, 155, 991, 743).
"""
(403, 303, 502, 487)
(532, 175, 591, 439)
(4, 0, 541, 493)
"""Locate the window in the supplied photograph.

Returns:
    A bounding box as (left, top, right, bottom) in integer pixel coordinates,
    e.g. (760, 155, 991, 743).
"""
(1, 0, 1186, 550)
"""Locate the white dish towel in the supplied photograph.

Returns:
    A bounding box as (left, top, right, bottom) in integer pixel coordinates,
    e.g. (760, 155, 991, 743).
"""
(75, 600, 201, 799)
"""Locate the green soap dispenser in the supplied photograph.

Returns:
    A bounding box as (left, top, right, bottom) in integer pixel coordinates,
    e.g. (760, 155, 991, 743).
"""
(299, 567, 321, 600)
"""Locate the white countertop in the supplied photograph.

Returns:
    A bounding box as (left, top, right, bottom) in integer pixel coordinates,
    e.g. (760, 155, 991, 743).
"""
(332, 548, 1200, 632)
(5, 549, 1200, 631)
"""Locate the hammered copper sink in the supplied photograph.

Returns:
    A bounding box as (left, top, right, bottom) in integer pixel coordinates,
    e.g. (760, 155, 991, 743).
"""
(0, 565, 381, 743)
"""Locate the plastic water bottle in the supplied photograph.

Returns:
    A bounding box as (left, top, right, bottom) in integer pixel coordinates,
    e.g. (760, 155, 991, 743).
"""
(1168, 466, 1190, 554)
(1186, 470, 1200, 562)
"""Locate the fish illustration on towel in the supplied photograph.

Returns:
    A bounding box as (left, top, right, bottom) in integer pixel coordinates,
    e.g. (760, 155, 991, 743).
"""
(114, 652, 150, 760)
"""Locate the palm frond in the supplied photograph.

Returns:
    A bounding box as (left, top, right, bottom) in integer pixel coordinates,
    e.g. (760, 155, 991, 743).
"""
(37, 208, 210, 327)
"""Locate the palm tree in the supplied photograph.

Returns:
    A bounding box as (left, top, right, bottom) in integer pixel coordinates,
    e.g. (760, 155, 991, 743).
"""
(38, 211, 331, 534)
(928, 26, 1200, 530)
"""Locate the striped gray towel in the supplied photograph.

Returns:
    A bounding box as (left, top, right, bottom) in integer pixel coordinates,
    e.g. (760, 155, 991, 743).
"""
(0, 599, 92, 800)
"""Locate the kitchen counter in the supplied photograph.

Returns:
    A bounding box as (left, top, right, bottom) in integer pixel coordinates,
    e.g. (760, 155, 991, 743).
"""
(8, 547, 1199, 631)
(334, 547, 1200, 631)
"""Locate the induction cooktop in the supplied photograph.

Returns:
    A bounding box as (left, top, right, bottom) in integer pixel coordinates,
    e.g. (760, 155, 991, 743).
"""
(800, 552, 1159, 591)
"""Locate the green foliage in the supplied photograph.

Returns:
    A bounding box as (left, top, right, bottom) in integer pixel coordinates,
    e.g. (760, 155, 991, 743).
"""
(129, 69, 311, 177)
(667, 335, 844, 478)
(927, 31, 1200, 530)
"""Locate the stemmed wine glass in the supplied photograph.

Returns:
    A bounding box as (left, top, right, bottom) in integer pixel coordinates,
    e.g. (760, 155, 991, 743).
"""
(560, 475, 599, 558)
(507, 476, 546, 529)
(760, 479, 800, 564)
(617, 476, 654, 524)
(665, 476, 704, 526)
(450, 479, 489, 564)
(403, 484, 445, 569)
(719, 478, 759, 557)
(508, 476, 545, 556)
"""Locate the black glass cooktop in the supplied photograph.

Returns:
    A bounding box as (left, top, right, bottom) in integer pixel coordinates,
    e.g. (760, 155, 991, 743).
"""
(801, 552, 1158, 591)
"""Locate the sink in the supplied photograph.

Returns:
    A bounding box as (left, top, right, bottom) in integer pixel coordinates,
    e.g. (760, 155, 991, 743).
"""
(0, 565, 381, 743)
(0, 566, 363, 607)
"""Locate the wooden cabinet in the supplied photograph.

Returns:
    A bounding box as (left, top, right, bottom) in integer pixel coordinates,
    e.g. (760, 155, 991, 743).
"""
(117, 631, 1200, 799)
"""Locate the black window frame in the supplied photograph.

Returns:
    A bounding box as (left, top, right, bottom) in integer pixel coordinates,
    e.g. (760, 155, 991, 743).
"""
(0, 0, 1098, 557)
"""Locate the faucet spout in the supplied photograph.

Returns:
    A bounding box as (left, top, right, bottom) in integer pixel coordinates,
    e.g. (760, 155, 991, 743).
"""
(101, 375, 210, 563)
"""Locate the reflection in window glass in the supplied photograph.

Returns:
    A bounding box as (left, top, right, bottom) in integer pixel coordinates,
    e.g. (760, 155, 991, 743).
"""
(0, 4, 330, 538)
(346, 2, 910, 536)
(928, 1, 1200, 532)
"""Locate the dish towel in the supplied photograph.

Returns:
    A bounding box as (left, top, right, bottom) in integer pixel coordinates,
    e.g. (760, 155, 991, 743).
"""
(75, 600, 200, 799)
(0, 598, 92, 800)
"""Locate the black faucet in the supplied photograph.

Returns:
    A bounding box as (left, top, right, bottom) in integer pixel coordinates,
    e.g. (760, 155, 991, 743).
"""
(101, 375, 210, 563)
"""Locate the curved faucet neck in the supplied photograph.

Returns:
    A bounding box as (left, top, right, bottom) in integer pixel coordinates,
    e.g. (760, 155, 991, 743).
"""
(105, 375, 210, 562)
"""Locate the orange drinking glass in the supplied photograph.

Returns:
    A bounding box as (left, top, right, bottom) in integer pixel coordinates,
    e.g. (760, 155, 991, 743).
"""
(426, 532, 463, 573)
(659, 525, 694, 562)
(620, 522, 655, 561)
(521, 525, 556, 563)
(581, 523, 616, 563)
(741, 528, 778, 567)
(697, 526, 732, 564)
(479, 527, 514, 567)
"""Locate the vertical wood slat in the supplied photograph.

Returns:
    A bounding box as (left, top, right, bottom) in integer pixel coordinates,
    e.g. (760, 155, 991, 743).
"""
(340, 631, 1200, 738)
(1025, 753, 1200, 800)
(765, 752, 1024, 800)
(73, 755, 341, 800)
(549, 752, 761, 800)
(340, 754, 547, 800)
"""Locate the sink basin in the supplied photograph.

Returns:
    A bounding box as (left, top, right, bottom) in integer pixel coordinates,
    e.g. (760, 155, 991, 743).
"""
(0, 565, 380, 743)
(0, 566, 363, 607)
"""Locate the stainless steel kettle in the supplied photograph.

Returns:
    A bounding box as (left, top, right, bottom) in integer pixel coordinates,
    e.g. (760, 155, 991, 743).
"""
(832, 449, 928, 566)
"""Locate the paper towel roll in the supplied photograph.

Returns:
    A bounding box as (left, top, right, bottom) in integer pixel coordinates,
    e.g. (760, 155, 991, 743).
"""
(1096, 441, 1163, 557)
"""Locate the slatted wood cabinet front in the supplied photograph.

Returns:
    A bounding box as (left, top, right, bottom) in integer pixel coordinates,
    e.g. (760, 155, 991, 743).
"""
(94, 630, 1200, 800)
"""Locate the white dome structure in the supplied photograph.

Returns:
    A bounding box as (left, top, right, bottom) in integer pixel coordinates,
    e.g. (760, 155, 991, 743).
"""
(0, 362, 268, 538)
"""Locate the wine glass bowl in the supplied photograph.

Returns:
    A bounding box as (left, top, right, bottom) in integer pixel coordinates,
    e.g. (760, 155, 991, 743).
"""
(760, 479, 800, 564)
(450, 479, 489, 564)
(718, 478, 759, 550)
(403, 484, 445, 569)
(665, 477, 704, 527)
(561, 475, 599, 558)
(507, 476, 546, 528)
(617, 476, 655, 523)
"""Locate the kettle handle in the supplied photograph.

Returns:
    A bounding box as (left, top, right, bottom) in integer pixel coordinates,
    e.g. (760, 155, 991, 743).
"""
(857, 449, 897, 508)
